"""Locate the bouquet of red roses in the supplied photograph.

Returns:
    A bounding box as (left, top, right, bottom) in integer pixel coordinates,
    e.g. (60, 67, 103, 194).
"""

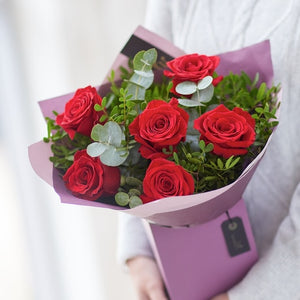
(29, 26, 280, 300)
(41, 49, 279, 210)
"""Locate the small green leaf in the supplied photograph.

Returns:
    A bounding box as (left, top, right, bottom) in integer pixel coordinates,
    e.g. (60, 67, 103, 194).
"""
(229, 157, 240, 168)
(94, 103, 102, 111)
(255, 107, 264, 114)
(99, 115, 108, 123)
(126, 177, 143, 187)
(217, 158, 224, 169)
(129, 196, 143, 208)
(199, 140, 206, 151)
(204, 176, 217, 181)
(173, 152, 179, 165)
(257, 82, 266, 101)
(225, 156, 234, 169)
(250, 73, 259, 89)
(204, 143, 214, 153)
(115, 192, 130, 206)
(128, 189, 141, 197)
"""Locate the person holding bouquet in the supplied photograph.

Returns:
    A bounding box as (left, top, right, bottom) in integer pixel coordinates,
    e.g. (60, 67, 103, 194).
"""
(118, 0, 300, 299)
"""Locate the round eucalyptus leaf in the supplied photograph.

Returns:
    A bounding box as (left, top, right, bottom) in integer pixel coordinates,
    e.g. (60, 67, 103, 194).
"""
(129, 196, 143, 208)
(143, 48, 157, 66)
(178, 98, 202, 107)
(100, 121, 124, 147)
(115, 192, 130, 206)
(128, 188, 141, 197)
(91, 124, 103, 141)
(175, 81, 197, 95)
(133, 51, 146, 70)
(131, 70, 154, 89)
(191, 84, 214, 103)
(86, 142, 108, 157)
(127, 84, 146, 101)
(197, 76, 213, 90)
(100, 145, 128, 166)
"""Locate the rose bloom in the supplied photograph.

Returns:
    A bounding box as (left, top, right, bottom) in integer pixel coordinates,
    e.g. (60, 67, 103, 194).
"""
(164, 54, 223, 94)
(63, 150, 120, 200)
(129, 98, 189, 159)
(141, 158, 195, 203)
(56, 86, 104, 139)
(194, 104, 256, 158)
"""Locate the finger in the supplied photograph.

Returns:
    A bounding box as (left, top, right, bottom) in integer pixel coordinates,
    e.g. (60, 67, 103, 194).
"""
(138, 291, 150, 300)
(148, 288, 168, 300)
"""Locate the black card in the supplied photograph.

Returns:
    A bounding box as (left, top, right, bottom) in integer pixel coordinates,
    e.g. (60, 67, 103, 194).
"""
(221, 217, 250, 257)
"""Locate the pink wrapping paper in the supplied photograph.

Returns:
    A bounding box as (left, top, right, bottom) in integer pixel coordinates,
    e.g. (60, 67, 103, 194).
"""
(29, 26, 276, 227)
(145, 199, 258, 300)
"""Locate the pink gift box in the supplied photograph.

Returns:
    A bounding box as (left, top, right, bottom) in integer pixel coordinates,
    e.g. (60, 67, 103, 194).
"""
(28, 26, 278, 299)
(145, 199, 257, 300)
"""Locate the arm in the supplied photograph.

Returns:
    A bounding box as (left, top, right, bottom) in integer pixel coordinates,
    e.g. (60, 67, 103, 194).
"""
(117, 214, 167, 300)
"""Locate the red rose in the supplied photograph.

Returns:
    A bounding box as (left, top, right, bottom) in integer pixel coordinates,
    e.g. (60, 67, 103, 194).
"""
(129, 98, 189, 159)
(194, 104, 256, 158)
(56, 86, 104, 139)
(63, 150, 120, 200)
(141, 158, 194, 203)
(164, 54, 222, 94)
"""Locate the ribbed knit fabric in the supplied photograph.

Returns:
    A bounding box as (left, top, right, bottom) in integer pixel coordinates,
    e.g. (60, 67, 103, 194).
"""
(118, 1, 300, 298)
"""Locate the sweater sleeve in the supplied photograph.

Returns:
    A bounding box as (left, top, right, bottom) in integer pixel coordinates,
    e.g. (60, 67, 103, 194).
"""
(117, 213, 154, 266)
(228, 182, 300, 300)
(143, 0, 173, 41)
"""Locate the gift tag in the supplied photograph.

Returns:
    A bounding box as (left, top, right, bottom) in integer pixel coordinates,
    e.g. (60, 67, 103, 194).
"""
(221, 217, 250, 257)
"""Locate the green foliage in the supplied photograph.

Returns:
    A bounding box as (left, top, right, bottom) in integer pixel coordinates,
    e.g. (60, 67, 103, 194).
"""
(171, 141, 242, 192)
(115, 176, 143, 207)
(44, 114, 91, 173)
(126, 48, 157, 101)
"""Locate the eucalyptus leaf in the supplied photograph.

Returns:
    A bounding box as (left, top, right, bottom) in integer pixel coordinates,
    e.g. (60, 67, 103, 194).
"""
(127, 85, 146, 101)
(115, 192, 130, 206)
(91, 121, 124, 146)
(130, 70, 154, 89)
(91, 124, 103, 141)
(191, 84, 214, 103)
(86, 142, 108, 157)
(133, 49, 157, 71)
(178, 98, 203, 107)
(127, 49, 157, 101)
(129, 196, 143, 208)
(175, 81, 197, 95)
(142, 48, 157, 66)
(197, 76, 213, 90)
(100, 145, 128, 167)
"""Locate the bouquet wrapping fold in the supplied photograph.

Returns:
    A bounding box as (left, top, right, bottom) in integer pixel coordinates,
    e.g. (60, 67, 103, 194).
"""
(29, 26, 278, 299)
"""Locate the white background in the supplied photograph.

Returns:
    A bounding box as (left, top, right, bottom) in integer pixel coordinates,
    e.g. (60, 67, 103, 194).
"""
(0, 0, 147, 299)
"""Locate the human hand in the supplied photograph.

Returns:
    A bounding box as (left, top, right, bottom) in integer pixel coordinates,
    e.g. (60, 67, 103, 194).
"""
(127, 256, 168, 300)
(210, 292, 229, 300)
